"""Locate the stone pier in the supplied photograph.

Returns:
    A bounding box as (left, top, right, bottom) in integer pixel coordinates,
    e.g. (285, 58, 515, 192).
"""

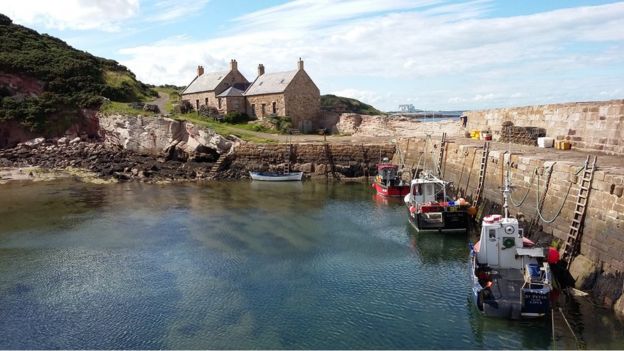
(465, 99, 624, 155)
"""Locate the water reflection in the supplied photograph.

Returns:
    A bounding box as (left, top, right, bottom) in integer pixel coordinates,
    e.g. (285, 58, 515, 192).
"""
(0, 180, 623, 349)
(406, 226, 469, 264)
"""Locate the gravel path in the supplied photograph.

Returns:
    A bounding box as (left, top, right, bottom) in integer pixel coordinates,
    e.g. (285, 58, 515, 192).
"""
(151, 92, 169, 114)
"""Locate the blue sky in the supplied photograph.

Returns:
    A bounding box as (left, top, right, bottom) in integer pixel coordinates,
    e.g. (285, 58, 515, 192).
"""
(3, 0, 624, 111)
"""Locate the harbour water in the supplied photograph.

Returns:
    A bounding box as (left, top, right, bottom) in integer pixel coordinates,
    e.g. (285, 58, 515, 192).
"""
(0, 180, 623, 349)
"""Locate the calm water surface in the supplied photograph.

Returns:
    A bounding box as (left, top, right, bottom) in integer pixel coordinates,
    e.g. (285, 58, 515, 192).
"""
(0, 180, 623, 349)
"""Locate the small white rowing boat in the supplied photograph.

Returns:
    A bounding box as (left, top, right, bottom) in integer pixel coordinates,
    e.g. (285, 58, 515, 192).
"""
(249, 171, 303, 181)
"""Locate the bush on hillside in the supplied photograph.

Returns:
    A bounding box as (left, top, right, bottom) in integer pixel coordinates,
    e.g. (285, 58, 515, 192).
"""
(0, 13, 156, 132)
(223, 112, 250, 124)
(267, 115, 292, 133)
(320, 94, 383, 115)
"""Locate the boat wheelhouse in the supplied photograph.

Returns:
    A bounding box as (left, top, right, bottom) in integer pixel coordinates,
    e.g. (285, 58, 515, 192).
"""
(372, 161, 410, 197)
(403, 171, 470, 232)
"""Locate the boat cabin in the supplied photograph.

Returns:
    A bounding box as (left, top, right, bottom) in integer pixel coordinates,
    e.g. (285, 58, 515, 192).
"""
(377, 163, 400, 183)
(476, 215, 546, 269)
(406, 172, 447, 205)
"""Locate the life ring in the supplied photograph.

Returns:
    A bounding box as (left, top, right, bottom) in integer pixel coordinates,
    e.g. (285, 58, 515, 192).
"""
(503, 237, 515, 249)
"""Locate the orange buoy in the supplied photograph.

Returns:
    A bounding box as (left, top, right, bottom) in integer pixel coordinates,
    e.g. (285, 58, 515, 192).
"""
(467, 206, 477, 216)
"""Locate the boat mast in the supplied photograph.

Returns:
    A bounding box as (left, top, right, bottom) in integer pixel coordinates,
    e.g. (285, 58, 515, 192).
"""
(502, 153, 511, 219)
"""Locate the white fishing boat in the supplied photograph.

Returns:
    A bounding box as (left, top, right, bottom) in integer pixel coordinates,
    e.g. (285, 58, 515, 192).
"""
(404, 171, 471, 232)
(469, 173, 553, 319)
(249, 171, 303, 181)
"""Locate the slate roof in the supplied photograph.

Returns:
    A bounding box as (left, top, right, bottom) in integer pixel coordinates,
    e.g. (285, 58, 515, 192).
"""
(245, 70, 298, 96)
(217, 87, 244, 97)
(182, 71, 229, 94)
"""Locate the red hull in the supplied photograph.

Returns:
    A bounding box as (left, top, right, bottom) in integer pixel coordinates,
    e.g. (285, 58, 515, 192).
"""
(373, 182, 410, 197)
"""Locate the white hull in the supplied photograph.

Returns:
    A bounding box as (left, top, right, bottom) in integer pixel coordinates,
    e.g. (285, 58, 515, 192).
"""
(249, 171, 303, 181)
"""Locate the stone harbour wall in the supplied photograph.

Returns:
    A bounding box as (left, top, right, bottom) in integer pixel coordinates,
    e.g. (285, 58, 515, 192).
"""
(465, 99, 624, 155)
(227, 143, 395, 178)
(396, 137, 624, 314)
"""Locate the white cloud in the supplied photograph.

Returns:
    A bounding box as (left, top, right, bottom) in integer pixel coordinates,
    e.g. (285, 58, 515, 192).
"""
(3, 0, 139, 31)
(144, 0, 211, 23)
(233, 0, 441, 31)
(3, 0, 211, 31)
(117, 1, 624, 110)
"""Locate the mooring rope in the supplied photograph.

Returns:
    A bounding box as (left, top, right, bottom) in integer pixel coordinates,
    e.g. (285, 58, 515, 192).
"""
(551, 308, 557, 350)
(559, 307, 581, 348)
(510, 167, 538, 207)
(535, 166, 585, 223)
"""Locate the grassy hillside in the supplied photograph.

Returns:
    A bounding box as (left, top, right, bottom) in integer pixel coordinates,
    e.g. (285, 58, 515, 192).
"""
(0, 13, 156, 132)
(321, 94, 383, 115)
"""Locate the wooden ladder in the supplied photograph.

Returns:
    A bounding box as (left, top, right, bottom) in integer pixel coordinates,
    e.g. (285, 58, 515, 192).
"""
(563, 155, 597, 268)
(208, 153, 228, 179)
(472, 141, 490, 208)
(324, 143, 337, 179)
(436, 132, 447, 177)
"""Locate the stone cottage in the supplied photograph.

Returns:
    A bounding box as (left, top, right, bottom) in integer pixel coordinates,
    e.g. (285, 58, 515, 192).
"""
(181, 59, 249, 113)
(181, 58, 321, 132)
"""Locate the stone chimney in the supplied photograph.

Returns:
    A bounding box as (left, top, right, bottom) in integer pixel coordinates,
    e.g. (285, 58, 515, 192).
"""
(258, 64, 265, 76)
(197, 65, 204, 76)
(230, 59, 238, 71)
(297, 57, 304, 71)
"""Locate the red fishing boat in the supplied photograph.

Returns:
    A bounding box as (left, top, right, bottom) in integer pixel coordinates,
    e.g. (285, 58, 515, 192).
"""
(372, 159, 410, 197)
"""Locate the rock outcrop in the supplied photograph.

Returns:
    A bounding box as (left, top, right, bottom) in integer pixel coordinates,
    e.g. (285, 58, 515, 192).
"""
(98, 114, 234, 160)
(0, 139, 215, 182)
(335, 113, 463, 137)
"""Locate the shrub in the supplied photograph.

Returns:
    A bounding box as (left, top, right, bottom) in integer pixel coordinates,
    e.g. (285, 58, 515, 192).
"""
(173, 100, 193, 114)
(198, 105, 219, 118)
(266, 116, 292, 133)
(223, 112, 250, 124)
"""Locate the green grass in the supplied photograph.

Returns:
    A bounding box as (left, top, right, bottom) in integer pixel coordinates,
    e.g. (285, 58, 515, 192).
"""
(103, 70, 156, 102)
(174, 113, 277, 143)
(100, 101, 156, 116)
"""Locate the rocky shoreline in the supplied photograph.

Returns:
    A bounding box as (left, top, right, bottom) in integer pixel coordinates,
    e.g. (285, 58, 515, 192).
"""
(0, 138, 221, 184)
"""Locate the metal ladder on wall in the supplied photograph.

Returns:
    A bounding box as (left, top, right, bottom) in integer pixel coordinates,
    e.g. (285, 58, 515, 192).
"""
(472, 141, 490, 208)
(283, 144, 292, 174)
(562, 155, 597, 268)
(436, 133, 447, 177)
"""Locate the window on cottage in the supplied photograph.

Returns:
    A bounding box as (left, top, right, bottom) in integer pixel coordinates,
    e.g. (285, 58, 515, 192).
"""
(261, 103, 266, 116)
(272, 102, 277, 114)
(218, 98, 222, 109)
(234, 100, 240, 109)
(205, 98, 208, 106)
(251, 104, 255, 116)
(196, 100, 199, 110)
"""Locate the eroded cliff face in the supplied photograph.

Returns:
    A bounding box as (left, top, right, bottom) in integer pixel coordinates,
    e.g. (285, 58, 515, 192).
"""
(335, 113, 463, 137)
(98, 114, 234, 158)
